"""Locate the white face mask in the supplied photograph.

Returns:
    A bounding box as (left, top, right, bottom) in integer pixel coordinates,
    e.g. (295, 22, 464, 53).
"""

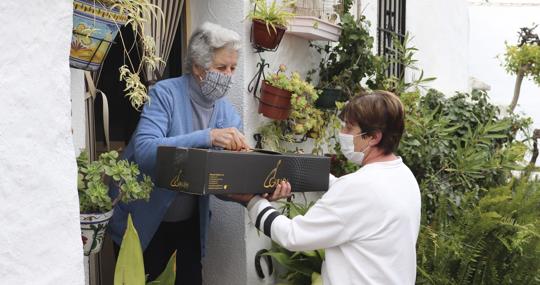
(200, 70, 233, 101)
(338, 132, 370, 165)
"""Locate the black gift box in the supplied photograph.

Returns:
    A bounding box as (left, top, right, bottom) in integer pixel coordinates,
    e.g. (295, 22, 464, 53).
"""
(155, 146, 330, 195)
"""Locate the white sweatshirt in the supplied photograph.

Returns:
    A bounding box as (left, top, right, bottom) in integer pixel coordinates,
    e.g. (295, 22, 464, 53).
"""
(247, 158, 421, 285)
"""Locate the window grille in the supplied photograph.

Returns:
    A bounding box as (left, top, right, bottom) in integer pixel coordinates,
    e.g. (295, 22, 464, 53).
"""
(377, 0, 406, 78)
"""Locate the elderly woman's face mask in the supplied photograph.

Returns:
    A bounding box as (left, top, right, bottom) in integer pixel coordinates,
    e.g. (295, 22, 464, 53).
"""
(200, 70, 233, 100)
(198, 48, 238, 100)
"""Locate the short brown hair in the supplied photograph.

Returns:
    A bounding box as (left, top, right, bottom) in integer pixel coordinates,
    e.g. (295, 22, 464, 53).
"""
(339, 90, 405, 155)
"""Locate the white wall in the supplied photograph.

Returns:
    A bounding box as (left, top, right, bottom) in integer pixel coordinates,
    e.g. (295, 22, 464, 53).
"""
(190, 1, 322, 284)
(361, 0, 470, 94)
(469, 3, 540, 131)
(0, 1, 85, 284)
(190, 2, 249, 285)
(243, 32, 322, 285)
(406, 0, 470, 94)
(71, 68, 86, 154)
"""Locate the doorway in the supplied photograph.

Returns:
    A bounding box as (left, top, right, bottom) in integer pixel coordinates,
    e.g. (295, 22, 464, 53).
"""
(88, 2, 188, 283)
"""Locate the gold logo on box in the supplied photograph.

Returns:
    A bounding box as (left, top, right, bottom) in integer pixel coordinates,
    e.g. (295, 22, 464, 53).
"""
(170, 170, 189, 189)
(264, 160, 288, 188)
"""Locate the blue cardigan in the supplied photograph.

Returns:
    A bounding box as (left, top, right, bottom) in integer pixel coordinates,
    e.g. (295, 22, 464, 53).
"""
(108, 75, 242, 253)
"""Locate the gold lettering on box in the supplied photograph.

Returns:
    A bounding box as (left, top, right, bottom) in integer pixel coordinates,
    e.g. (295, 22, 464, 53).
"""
(170, 170, 189, 190)
(208, 173, 226, 190)
(263, 160, 288, 189)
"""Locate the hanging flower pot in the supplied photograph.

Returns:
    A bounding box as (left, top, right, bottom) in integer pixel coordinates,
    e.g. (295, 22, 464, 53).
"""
(258, 80, 292, 120)
(80, 209, 114, 256)
(251, 20, 287, 51)
(315, 88, 346, 109)
(70, 0, 128, 71)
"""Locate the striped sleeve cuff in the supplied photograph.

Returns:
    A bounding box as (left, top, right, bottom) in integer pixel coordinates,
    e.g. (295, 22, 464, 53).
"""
(247, 196, 281, 238)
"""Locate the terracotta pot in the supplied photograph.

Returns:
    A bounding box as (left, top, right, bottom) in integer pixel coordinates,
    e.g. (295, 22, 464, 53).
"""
(70, 0, 128, 71)
(251, 19, 286, 50)
(258, 81, 292, 120)
(80, 209, 114, 256)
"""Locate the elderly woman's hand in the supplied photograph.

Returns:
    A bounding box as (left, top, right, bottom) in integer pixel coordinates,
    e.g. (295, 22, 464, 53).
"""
(211, 127, 250, 151)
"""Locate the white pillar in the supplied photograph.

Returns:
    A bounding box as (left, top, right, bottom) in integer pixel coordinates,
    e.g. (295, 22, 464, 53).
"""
(0, 1, 85, 284)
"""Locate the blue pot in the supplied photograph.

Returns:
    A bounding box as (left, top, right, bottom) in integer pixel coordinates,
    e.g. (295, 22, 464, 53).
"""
(70, 0, 127, 71)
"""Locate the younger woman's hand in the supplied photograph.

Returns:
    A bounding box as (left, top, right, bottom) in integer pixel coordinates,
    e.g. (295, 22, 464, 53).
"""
(263, 181, 292, 201)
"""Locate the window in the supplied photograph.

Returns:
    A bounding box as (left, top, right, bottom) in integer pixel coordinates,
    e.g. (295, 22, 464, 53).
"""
(377, 0, 406, 78)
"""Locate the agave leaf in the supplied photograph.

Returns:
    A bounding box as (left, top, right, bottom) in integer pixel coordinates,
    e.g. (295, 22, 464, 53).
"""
(147, 251, 177, 285)
(114, 214, 145, 285)
(311, 272, 323, 285)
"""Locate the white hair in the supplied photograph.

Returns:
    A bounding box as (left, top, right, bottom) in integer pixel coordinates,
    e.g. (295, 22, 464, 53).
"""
(185, 22, 241, 73)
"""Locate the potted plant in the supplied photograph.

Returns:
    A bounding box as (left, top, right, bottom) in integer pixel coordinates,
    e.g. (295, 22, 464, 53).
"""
(70, 0, 164, 110)
(77, 150, 153, 255)
(70, 0, 127, 71)
(247, 0, 296, 50)
(258, 64, 296, 120)
(307, 7, 383, 107)
(259, 64, 321, 124)
(313, 77, 347, 109)
(258, 65, 338, 154)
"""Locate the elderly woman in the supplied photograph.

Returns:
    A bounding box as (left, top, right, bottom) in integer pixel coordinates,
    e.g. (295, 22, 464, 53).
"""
(108, 22, 248, 284)
(238, 91, 421, 285)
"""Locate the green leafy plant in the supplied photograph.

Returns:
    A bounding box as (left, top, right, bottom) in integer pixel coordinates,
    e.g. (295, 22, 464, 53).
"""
(395, 88, 540, 283)
(247, 0, 296, 33)
(416, 178, 540, 285)
(264, 197, 325, 285)
(83, 0, 164, 110)
(112, 0, 164, 110)
(373, 32, 436, 95)
(308, 12, 383, 98)
(400, 89, 531, 221)
(77, 150, 153, 213)
(501, 25, 540, 112)
(115, 214, 176, 285)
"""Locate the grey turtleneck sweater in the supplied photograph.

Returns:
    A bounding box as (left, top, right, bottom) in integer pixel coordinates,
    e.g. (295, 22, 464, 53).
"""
(162, 75, 215, 222)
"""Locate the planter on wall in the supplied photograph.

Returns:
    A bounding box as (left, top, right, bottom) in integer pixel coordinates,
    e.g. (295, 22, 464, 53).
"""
(80, 209, 114, 256)
(258, 81, 292, 120)
(287, 16, 342, 42)
(315, 88, 346, 109)
(70, 0, 127, 71)
(251, 19, 287, 51)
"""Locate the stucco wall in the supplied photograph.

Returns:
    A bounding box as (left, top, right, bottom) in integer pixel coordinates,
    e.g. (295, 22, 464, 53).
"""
(190, 1, 322, 284)
(406, 0, 470, 94)
(361, 0, 470, 94)
(243, 30, 322, 285)
(0, 1, 85, 284)
(469, 3, 540, 132)
(189, 2, 249, 285)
